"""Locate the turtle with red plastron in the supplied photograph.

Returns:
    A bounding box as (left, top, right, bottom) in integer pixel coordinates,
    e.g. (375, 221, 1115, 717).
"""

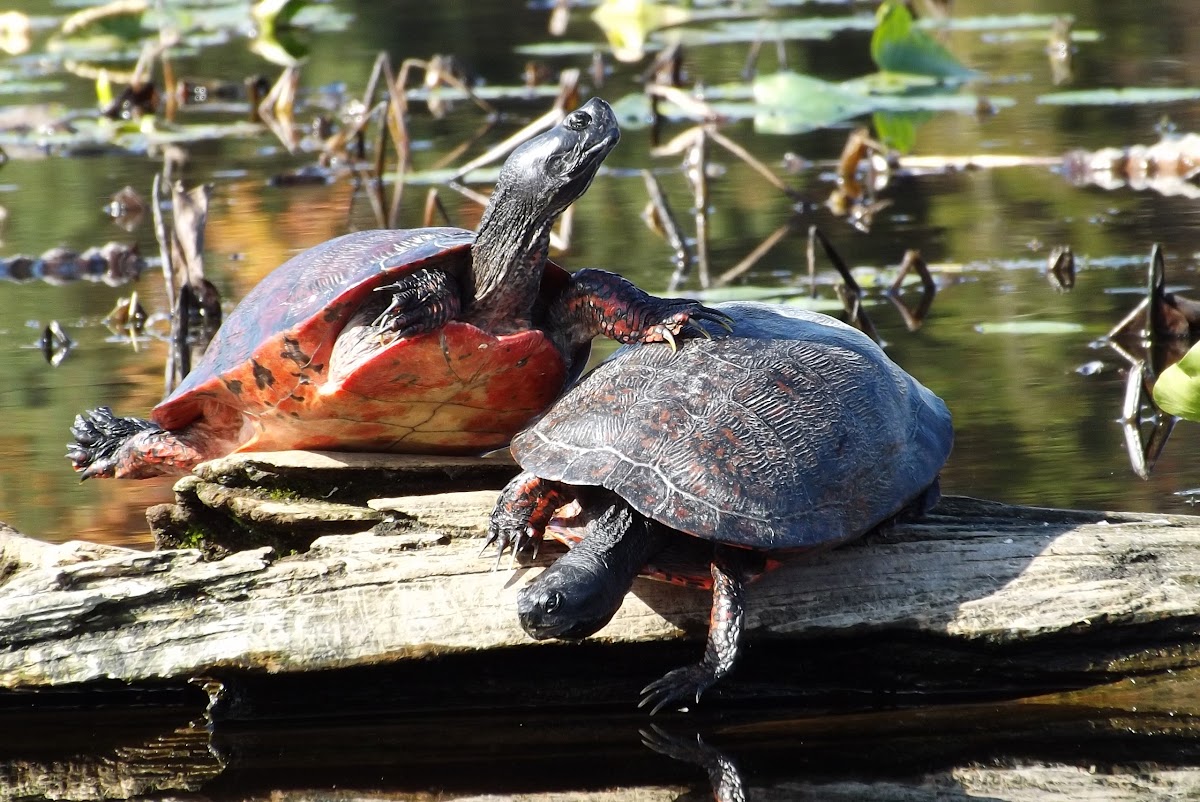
(68, 98, 729, 479)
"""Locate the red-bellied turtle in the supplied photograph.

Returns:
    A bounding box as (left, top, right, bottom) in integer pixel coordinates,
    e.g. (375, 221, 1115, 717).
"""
(486, 300, 953, 712)
(68, 98, 729, 479)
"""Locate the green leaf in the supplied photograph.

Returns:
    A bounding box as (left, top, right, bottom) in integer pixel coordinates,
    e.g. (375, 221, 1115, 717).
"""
(1152, 341, 1200, 421)
(1037, 87, 1200, 106)
(872, 110, 932, 153)
(253, 0, 309, 31)
(751, 71, 876, 135)
(870, 0, 975, 81)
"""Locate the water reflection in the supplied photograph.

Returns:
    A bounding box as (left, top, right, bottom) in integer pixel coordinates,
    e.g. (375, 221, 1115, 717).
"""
(7, 681, 1200, 801)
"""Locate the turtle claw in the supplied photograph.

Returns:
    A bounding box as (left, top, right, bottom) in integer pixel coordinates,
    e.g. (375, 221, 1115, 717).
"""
(661, 328, 677, 353)
(372, 268, 461, 339)
(642, 305, 734, 350)
(484, 524, 539, 569)
(690, 308, 735, 334)
(683, 319, 715, 340)
(639, 663, 718, 715)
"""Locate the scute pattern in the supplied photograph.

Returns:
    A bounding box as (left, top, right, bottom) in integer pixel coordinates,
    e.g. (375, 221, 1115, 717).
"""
(512, 301, 953, 549)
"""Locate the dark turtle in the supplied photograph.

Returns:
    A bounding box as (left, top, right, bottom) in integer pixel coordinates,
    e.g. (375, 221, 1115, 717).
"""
(486, 300, 953, 712)
(68, 98, 728, 479)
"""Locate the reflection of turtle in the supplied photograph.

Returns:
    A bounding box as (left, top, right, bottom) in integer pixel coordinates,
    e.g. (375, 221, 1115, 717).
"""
(68, 98, 727, 479)
(488, 301, 954, 712)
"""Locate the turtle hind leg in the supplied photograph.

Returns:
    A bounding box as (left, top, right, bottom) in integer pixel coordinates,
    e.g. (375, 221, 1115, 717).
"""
(67, 407, 188, 480)
(640, 546, 749, 715)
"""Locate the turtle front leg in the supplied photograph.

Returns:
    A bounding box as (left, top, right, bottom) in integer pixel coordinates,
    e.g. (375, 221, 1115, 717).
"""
(485, 471, 574, 564)
(640, 546, 748, 714)
(550, 269, 733, 353)
(373, 268, 463, 339)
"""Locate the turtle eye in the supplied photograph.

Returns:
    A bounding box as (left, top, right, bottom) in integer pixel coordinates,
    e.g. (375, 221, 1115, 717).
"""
(565, 110, 592, 131)
(543, 591, 564, 614)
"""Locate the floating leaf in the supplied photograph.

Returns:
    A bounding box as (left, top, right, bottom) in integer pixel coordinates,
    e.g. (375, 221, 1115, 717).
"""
(0, 11, 31, 56)
(870, 0, 976, 81)
(671, 13, 1075, 48)
(610, 92, 655, 129)
(1152, 341, 1200, 421)
(741, 71, 1008, 136)
(253, 0, 309, 30)
(0, 80, 65, 95)
(591, 0, 691, 62)
(671, 15, 870, 46)
(933, 13, 1076, 32)
(974, 321, 1085, 335)
(751, 71, 876, 135)
(693, 285, 847, 311)
(516, 41, 611, 57)
(872, 110, 931, 153)
(1038, 87, 1200, 106)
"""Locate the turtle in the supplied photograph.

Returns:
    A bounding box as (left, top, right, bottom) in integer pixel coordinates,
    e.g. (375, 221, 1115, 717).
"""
(68, 97, 729, 479)
(486, 300, 954, 712)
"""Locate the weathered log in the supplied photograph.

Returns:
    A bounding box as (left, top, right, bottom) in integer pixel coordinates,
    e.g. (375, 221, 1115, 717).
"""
(4, 489, 1200, 710)
(147, 451, 517, 556)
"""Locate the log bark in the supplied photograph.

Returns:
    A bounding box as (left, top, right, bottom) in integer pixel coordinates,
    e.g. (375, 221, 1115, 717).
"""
(4, 486, 1200, 704)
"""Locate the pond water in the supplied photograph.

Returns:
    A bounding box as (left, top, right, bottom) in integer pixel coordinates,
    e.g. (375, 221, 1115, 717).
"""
(4, 0, 1200, 546)
(4, 0, 1200, 797)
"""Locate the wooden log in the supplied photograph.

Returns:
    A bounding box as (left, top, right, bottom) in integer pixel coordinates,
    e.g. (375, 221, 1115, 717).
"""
(146, 450, 517, 556)
(4, 488, 1200, 709)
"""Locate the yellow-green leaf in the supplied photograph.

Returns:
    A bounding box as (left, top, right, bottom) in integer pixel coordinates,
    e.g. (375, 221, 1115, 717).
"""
(1153, 341, 1200, 421)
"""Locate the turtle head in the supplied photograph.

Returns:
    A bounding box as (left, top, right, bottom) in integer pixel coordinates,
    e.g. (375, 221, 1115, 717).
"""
(516, 491, 667, 642)
(517, 555, 625, 641)
(498, 97, 621, 221)
(469, 97, 620, 327)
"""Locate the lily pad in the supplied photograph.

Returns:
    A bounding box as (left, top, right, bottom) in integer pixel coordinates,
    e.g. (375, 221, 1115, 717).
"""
(515, 41, 609, 57)
(1152, 341, 1200, 421)
(751, 71, 876, 135)
(934, 13, 1076, 32)
(669, 12, 1075, 48)
(871, 1, 976, 81)
(973, 321, 1085, 335)
(693, 285, 846, 311)
(591, 0, 693, 62)
(670, 15, 872, 46)
(1037, 87, 1200, 106)
(405, 85, 562, 102)
(0, 80, 65, 95)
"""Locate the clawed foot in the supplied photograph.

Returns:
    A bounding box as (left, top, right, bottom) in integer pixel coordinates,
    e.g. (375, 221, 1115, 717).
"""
(67, 406, 164, 480)
(372, 267, 462, 340)
(640, 725, 746, 802)
(482, 516, 542, 568)
(483, 472, 569, 569)
(554, 270, 735, 353)
(636, 304, 735, 352)
(639, 662, 719, 715)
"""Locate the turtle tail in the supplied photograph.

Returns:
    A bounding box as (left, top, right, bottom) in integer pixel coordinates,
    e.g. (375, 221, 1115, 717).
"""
(67, 406, 166, 480)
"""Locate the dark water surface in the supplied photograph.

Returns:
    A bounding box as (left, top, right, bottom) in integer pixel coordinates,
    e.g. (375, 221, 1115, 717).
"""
(4, 0, 1200, 797)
